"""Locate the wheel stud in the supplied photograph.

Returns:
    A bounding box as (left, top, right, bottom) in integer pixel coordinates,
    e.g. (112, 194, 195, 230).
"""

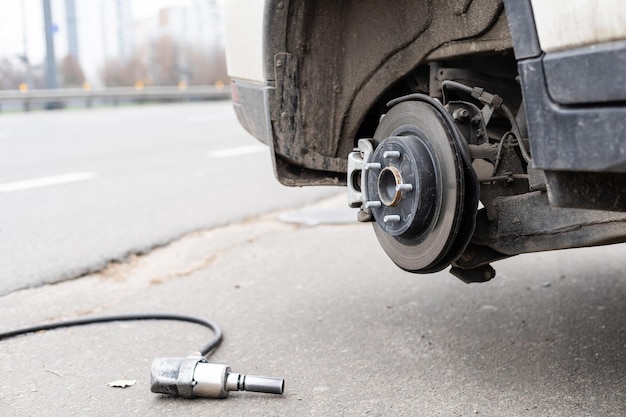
(383, 215, 401, 223)
(383, 150, 401, 159)
(395, 183, 413, 192)
(365, 200, 382, 208)
(365, 162, 381, 170)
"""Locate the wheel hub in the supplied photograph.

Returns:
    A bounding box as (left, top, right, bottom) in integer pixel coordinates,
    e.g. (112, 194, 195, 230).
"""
(367, 135, 438, 237)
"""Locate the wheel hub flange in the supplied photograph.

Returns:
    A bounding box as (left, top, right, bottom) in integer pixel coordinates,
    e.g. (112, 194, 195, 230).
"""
(367, 135, 439, 237)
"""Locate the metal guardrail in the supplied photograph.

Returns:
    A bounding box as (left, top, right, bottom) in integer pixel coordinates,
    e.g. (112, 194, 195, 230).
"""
(0, 85, 231, 111)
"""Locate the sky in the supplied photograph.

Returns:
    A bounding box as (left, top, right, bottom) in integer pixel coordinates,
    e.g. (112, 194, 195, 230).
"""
(0, 0, 214, 63)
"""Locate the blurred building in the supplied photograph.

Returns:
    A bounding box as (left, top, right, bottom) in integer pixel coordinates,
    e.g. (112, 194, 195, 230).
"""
(51, 0, 133, 87)
(64, 0, 79, 59)
(2, 0, 224, 88)
(78, 0, 133, 86)
(157, 0, 222, 53)
(133, 0, 225, 86)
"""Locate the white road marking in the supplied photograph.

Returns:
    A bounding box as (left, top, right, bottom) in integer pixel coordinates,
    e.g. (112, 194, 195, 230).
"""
(0, 172, 97, 192)
(185, 111, 235, 123)
(206, 145, 266, 159)
(54, 114, 127, 126)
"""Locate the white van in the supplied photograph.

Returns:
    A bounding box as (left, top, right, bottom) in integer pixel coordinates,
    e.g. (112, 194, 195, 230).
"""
(224, 0, 626, 282)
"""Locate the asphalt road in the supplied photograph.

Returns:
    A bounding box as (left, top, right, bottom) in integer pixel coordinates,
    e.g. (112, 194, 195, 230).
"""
(0, 195, 624, 416)
(0, 102, 336, 295)
(0, 102, 624, 416)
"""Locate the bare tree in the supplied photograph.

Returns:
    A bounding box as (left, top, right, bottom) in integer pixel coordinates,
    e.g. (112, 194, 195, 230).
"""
(187, 47, 228, 85)
(98, 36, 227, 87)
(0, 56, 30, 89)
(59, 55, 85, 87)
(100, 55, 148, 87)
(151, 34, 180, 85)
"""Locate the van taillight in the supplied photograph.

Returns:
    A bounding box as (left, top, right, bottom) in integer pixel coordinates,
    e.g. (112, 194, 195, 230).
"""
(230, 81, 240, 104)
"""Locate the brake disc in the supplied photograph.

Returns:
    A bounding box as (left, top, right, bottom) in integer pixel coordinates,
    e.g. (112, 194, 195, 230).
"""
(366, 100, 477, 273)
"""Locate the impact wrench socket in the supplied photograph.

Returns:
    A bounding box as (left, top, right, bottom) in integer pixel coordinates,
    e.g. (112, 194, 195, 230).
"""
(150, 356, 284, 399)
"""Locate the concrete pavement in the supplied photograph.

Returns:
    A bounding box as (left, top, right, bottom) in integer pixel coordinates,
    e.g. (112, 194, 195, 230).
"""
(1, 195, 624, 416)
